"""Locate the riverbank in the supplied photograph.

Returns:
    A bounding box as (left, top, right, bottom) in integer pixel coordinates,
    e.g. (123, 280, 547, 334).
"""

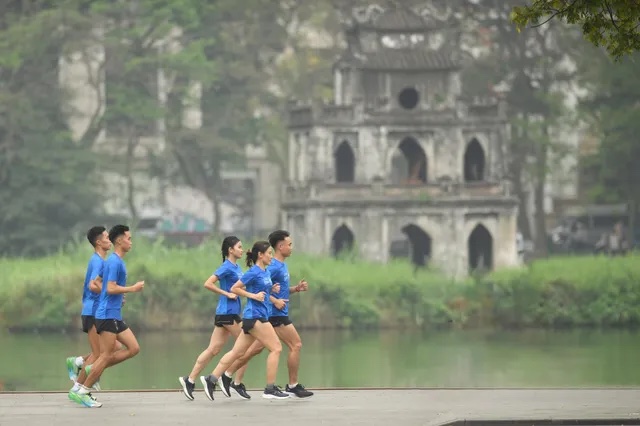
(1, 240, 638, 332)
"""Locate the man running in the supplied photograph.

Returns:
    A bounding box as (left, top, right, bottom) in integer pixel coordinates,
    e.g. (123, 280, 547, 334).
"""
(67, 226, 112, 399)
(219, 230, 313, 398)
(71, 225, 145, 408)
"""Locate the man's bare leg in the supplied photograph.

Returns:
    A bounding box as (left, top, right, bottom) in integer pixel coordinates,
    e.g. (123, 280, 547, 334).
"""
(100, 331, 139, 368)
(70, 329, 116, 408)
(66, 352, 92, 382)
(275, 324, 302, 385)
(74, 325, 101, 388)
(77, 338, 127, 387)
(275, 324, 312, 397)
(80, 329, 139, 392)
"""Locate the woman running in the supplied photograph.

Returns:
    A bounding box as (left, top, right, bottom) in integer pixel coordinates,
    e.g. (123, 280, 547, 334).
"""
(200, 240, 289, 400)
(178, 236, 251, 400)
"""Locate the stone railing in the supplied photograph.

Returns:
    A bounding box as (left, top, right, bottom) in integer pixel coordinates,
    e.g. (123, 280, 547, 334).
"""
(288, 95, 507, 128)
(288, 103, 358, 128)
(283, 180, 513, 202)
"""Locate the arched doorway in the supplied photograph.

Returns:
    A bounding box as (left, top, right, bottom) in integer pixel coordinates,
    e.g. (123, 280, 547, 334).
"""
(464, 138, 486, 182)
(331, 224, 355, 257)
(390, 137, 427, 184)
(468, 224, 493, 272)
(390, 224, 432, 269)
(335, 141, 355, 183)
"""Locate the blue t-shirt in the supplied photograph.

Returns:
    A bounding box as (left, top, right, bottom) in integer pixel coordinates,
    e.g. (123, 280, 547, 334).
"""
(95, 253, 127, 321)
(81, 253, 105, 316)
(214, 260, 243, 315)
(267, 259, 290, 317)
(241, 265, 274, 320)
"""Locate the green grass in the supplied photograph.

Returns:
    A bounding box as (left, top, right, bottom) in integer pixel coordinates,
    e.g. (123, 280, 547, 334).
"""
(1, 239, 639, 332)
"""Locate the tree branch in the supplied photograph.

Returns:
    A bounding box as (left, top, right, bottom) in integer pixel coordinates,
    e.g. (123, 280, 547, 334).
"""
(603, 0, 621, 31)
(530, 0, 579, 28)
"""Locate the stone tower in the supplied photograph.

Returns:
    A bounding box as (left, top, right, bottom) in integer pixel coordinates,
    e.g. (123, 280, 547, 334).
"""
(282, 4, 519, 278)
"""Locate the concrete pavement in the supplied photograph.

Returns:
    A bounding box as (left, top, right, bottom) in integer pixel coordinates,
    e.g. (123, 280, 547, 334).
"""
(2, 389, 640, 426)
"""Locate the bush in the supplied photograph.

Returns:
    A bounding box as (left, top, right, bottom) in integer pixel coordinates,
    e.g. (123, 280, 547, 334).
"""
(1, 239, 639, 332)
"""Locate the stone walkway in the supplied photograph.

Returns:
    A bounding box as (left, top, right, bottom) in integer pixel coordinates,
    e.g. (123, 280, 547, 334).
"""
(1, 389, 640, 426)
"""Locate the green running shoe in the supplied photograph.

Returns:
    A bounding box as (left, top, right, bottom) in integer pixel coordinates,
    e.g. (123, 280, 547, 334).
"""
(66, 357, 78, 382)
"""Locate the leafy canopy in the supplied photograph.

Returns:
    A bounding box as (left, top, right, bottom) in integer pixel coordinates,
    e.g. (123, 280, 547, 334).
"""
(511, 1, 640, 59)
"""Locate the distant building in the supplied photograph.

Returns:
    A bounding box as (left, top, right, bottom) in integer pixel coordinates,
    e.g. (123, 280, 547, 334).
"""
(58, 29, 279, 236)
(282, 4, 519, 278)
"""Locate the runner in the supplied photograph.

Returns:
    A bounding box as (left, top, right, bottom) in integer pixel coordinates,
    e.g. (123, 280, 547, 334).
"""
(71, 225, 145, 408)
(177, 236, 251, 401)
(218, 230, 313, 398)
(200, 241, 290, 400)
(66, 226, 111, 395)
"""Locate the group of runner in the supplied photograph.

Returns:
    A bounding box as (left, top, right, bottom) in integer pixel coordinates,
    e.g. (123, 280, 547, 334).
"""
(66, 225, 312, 408)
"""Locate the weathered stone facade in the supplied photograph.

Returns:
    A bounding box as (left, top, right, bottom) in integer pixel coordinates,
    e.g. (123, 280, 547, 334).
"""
(282, 4, 519, 278)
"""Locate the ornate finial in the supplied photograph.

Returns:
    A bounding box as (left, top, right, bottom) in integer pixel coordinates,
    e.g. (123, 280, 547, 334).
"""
(352, 4, 384, 24)
(416, 1, 452, 22)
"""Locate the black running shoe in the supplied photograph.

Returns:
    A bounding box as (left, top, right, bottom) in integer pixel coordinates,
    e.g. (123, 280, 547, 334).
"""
(262, 385, 290, 400)
(178, 376, 195, 401)
(199, 375, 216, 401)
(285, 383, 314, 398)
(230, 382, 251, 400)
(219, 374, 232, 398)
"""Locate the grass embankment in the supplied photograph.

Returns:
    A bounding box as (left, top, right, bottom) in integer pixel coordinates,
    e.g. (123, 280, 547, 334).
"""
(1, 240, 639, 332)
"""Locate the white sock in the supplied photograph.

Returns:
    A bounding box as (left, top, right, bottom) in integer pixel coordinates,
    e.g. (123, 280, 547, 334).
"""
(224, 371, 232, 378)
(75, 357, 84, 367)
(187, 377, 194, 384)
(77, 385, 90, 395)
(70, 382, 80, 392)
(289, 382, 298, 388)
(234, 381, 241, 386)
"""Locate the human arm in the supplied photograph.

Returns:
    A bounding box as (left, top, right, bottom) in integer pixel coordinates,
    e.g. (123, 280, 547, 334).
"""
(89, 275, 102, 293)
(270, 295, 288, 310)
(105, 262, 144, 294)
(107, 280, 144, 294)
(290, 279, 309, 293)
(88, 258, 104, 293)
(231, 279, 266, 302)
(203, 274, 237, 299)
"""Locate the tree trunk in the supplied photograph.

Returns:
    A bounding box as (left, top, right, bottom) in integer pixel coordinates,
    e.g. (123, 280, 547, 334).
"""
(533, 126, 549, 257)
(209, 190, 221, 236)
(512, 164, 533, 241)
(126, 135, 139, 223)
(630, 199, 637, 251)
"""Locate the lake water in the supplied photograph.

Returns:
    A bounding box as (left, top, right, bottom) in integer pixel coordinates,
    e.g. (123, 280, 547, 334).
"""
(1, 328, 639, 391)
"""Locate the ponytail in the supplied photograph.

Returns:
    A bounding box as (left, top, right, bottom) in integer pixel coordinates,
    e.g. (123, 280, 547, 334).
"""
(246, 240, 270, 267)
(245, 249, 257, 267)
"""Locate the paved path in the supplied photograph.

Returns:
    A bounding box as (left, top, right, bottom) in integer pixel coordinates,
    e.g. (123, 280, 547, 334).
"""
(2, 389, 640, 426)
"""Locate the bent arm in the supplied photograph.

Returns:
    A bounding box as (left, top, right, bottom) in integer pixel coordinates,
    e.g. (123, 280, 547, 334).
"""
(230, 280, 257, 300)
(106, 281, 137, 295)
(89, 280, 101, 293)
(204, 275, 231, 296)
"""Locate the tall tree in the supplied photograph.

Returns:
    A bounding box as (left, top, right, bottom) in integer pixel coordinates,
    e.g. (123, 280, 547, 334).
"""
(0, 4, 98, 256)
(61, 0, 216, 222)
(462, 0, 580, 255)
(580, 49, 640, 237)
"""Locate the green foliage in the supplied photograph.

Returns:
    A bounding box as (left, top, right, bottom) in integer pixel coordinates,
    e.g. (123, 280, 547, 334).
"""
(0, 5, 99, 256)
(463, 0, 582, 250)
(484, 255, 640, 327)
(579, 51, 640, 209)
(2, 240, 640, 332)
(512, 0, 640, 59)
